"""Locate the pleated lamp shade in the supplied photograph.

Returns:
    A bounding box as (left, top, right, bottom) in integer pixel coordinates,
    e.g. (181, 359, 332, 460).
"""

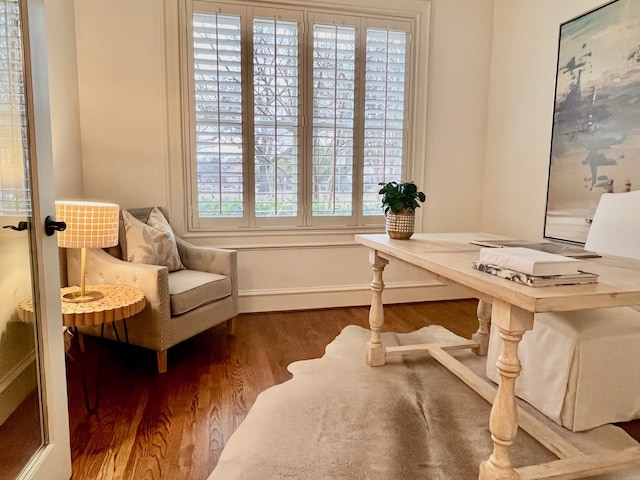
(55, 201, 119, 302)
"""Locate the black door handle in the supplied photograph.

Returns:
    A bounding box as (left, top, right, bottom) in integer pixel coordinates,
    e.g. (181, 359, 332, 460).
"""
(44, 216, 66, 236)
(2, 221, 29, 231)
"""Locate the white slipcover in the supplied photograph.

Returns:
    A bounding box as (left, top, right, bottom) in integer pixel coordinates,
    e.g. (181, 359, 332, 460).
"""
(486, 307, 640, 431)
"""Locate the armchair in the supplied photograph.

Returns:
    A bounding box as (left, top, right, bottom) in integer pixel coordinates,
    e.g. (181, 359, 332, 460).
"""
(486, 190, 640, 431)
(66, 207, 238, 373)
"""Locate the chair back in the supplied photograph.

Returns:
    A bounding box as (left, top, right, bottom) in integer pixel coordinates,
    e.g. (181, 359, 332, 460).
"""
(585, 190, 640, 260)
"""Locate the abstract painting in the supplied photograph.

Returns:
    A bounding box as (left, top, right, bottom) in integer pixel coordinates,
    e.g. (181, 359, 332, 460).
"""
(545, 0, 640, 243)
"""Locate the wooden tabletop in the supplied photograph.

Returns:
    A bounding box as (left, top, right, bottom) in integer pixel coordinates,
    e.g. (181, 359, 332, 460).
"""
(355, 233, 640, 313)
(19, 284, 146, 327)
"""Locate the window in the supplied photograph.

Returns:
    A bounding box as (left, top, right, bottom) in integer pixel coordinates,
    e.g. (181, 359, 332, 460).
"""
(186, 1, 414, 230)
(0, 0, 30, 216)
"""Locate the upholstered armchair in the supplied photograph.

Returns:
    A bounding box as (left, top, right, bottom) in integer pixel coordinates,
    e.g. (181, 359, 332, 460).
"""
(65, 207, 238, 373)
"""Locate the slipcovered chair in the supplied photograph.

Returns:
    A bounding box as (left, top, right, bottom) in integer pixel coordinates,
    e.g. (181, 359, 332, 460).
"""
(66, 207, 238, 373)
(486, 190, 640, 431)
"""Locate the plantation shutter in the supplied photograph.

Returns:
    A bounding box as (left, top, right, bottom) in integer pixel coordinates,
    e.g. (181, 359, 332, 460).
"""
(362, 27, 409, 216)
(0, 0, 29, 216)
(253, 17, 300, 218)
(192, 12, 244, 219)
(311, 23, 356, 217)
(188, 4, 414, 229)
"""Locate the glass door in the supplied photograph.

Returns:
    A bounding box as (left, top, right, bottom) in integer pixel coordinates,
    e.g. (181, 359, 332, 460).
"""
(0, 0, 71, 478)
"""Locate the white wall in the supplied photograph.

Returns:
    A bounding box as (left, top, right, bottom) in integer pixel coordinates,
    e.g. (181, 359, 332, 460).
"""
(423, 0, 494, 232)
(46, 0, 84, 199)
(72, 0, 494, 312)
(46, 0, 85, 284)
(74, 0, 168, 207)
(483, 0, 607, 240)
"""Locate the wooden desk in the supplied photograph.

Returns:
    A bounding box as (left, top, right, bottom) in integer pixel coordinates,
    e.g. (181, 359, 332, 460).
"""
(355, 233, 640, 480)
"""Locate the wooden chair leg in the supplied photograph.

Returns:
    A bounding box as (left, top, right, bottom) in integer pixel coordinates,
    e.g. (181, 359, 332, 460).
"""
(156, 350, 168, 374)
(226, 317, 236, 336)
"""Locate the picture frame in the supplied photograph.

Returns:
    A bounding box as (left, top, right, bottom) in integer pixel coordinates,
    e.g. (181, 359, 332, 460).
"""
(544, 0, 640, 244)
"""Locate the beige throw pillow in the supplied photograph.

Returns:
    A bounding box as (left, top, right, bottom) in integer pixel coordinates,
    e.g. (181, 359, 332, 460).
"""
(122, 207, 184, 271)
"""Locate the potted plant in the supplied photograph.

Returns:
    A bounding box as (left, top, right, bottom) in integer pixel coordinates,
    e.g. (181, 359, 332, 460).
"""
(378, 181, 426, 239)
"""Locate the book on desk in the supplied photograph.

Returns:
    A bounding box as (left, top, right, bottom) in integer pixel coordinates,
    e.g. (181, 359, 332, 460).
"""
(478, 246, 586, 276)
(472, 261, 599, 287)
(473, 247, 599, 287)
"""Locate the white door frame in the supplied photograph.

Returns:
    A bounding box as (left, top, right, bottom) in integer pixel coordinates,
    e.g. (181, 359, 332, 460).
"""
(18, 0, 72, 478)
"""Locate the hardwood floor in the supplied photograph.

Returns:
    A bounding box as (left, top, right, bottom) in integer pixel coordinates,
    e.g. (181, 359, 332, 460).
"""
(0, 390, 41, 480)
(66, 299, 640, 479)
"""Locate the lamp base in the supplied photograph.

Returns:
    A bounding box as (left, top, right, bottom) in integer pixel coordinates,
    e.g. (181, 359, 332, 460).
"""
(62, 290, 104, 303)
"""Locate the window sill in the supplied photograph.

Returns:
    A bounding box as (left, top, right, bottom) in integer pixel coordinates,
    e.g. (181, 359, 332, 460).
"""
(181, 226, 386, 250)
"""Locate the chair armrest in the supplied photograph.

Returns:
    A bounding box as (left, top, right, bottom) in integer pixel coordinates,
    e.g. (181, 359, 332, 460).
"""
(176, 237, 237, 277)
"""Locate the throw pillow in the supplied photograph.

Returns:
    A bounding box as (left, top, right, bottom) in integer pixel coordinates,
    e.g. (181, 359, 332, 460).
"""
(122, 207, 184, 271)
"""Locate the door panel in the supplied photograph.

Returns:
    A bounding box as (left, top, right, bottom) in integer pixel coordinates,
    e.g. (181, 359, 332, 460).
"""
(0, 0, 71, 478)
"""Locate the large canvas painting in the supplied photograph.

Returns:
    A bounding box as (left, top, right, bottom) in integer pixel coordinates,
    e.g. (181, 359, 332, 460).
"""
(545, 0, 640, 243)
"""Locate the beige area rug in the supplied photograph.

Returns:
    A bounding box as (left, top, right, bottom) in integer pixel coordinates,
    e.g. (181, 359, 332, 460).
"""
(209, 325, 640, 479)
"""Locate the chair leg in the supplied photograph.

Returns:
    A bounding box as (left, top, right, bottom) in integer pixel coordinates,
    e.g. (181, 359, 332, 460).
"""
(226, 317, 236, 336)
(156, 350, 168, 374)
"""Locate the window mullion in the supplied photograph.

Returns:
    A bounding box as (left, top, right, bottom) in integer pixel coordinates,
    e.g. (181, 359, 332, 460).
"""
(353, 19, 366, 225)
(301, 13, 312, 226)
(330, 32, 339, 215)
(242, 10, 256, 226)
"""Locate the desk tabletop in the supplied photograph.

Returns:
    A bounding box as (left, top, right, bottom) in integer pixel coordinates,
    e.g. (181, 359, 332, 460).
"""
(355, 232, 640, 313)
(19, 284, 146, 327)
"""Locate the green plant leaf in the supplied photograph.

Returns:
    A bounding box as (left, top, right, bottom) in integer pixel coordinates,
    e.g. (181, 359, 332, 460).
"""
(378, 180, 426, 213)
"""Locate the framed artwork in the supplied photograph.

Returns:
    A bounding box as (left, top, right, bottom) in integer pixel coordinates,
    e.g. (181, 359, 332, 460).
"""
(545, 0, 640, 243)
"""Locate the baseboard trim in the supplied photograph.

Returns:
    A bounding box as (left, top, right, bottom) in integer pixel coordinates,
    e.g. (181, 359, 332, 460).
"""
(0, 352, 37, 426)
(238, 282, 472, 313)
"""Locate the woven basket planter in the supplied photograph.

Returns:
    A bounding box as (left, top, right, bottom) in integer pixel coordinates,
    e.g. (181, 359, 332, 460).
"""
(385, 209, 415, 239)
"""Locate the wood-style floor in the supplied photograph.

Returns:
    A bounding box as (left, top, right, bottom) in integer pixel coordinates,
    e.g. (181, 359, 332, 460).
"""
(0, 390, 41, 480)
(66, 299, 640, 480)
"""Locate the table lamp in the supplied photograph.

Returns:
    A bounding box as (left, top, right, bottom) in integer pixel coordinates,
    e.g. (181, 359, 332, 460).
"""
(55, 201, 119, 303)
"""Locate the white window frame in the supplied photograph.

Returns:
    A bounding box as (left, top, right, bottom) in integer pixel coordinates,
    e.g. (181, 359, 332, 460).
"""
(170, 0, 430, 238)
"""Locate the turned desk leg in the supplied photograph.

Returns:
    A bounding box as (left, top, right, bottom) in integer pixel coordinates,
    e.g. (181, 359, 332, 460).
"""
(479, 299, 533, 480)
(472, 300, 492, 356)
(367, 250, 389, 367)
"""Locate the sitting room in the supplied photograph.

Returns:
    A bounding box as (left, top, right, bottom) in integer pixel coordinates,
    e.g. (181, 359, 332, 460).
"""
(1, 0, 639, 479)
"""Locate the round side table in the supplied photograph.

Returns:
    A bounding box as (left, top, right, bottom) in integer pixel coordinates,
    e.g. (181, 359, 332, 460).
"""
(19, 284, 146, 412)
(19, 284, 146, 327)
